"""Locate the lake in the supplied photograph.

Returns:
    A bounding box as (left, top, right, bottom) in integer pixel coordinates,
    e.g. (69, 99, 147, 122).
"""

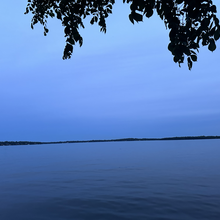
(0, 140, 220, 220)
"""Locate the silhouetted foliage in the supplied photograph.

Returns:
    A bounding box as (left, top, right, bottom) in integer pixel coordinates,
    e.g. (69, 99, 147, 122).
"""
(25, 0, 220, 69)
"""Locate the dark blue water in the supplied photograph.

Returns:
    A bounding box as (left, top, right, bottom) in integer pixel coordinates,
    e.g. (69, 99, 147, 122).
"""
(0, 140, 220, 220)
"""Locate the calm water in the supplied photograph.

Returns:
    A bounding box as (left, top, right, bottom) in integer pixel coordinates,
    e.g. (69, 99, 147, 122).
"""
(0, 140, 220, 220)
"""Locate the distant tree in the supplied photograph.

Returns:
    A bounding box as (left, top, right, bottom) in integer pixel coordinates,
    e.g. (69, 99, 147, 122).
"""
(25, 0, 220, 69)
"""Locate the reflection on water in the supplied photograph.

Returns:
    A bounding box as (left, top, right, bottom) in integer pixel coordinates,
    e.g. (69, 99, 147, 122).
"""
(0, 140, 220, 220)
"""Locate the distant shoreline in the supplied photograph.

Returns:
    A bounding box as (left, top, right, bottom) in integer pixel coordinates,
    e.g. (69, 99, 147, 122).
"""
(0, 136, 220, 146)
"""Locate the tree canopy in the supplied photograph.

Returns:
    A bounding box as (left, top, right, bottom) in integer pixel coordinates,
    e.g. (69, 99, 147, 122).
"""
(25, 0, 220, 70)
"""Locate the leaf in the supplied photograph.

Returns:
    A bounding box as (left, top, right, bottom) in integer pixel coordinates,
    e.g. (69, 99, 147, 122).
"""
(107, 4, 112, 9)
(90, 17, 95, 25)
(187, 57, 193, 70)
(191, 54, 197, 62)
(208, 39, 216, 52)
(79, 37, 83, 47)
(168, 43, 174, 52)
(100, 27, 106, 33)
(145, 8, 153, 18)
(190, 50, 197, 55)
(132, 12, 143, 22)
(183, 47, 190, 56)
(66, 43, 73, 53)
(106, 8, 112, 14)
(24, 8, 29, 14)
(210, 5, 217, 13)
(63, 43, 73, 59)
(214, 29, 220, 40)
(129, 14, 134, 24)
(67, 37, 75, 45)
(169, 29, 177, 41)
(173, 56, 178, 63)
(44, 27, 49, 36)
(57, 11, 62, 20)
(64, 26, 70, 35)
(214, 16, 219, 25)
(201, 18, 210, 29)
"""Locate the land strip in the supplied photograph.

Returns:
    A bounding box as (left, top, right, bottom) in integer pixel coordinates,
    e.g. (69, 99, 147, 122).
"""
(1, 136, 220, 146)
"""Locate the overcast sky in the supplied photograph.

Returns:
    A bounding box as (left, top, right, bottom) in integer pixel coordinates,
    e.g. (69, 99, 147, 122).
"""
(1, 1, 220, 141)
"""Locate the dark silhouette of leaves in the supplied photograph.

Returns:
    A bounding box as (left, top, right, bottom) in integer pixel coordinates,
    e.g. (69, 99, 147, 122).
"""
(208, 38, 216, 51)
(25, 0, 220, 70)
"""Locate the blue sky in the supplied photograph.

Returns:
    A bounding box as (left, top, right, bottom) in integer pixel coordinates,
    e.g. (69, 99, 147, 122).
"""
(0, 1, 220, 141)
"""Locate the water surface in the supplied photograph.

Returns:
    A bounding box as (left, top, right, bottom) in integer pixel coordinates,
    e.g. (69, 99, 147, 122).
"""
(0, 140, 220, 219)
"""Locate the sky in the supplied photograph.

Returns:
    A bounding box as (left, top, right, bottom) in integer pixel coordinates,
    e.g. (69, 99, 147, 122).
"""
(0, 1, 220, 142)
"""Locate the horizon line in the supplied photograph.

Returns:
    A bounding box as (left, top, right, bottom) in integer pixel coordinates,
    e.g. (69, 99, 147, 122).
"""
(1, 135, 220, 146)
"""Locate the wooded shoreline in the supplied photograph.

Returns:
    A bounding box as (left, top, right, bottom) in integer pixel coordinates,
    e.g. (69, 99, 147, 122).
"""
(1, 136, 220, 146)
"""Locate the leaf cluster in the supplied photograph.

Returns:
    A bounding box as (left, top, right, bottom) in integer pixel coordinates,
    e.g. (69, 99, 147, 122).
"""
(25, 0, 220, 69)
(25, 0, 114, 59)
